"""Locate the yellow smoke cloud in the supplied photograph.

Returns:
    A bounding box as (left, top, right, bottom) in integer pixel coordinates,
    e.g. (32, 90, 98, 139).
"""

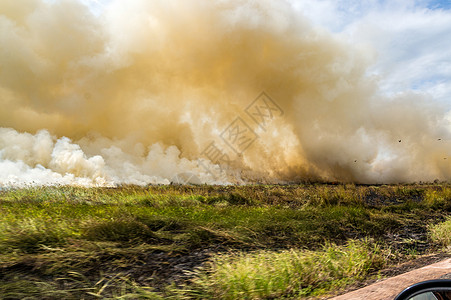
(0, 0, 450, 186)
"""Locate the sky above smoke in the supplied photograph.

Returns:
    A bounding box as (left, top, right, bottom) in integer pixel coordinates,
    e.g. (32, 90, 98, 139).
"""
(1, 0, 451, 186)
(292, 0, 451, 105)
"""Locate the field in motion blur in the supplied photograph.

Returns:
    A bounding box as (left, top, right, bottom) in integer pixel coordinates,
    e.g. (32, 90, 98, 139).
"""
(2, 0, 451, 186)
(1, 183, 451, 299)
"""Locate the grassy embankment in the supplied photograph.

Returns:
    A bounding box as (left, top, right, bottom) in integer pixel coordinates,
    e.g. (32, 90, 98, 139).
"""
(1, 184, 451, 299)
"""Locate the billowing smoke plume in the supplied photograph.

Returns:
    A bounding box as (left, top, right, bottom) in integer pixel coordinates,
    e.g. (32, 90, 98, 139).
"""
(0, 0, 450, 186)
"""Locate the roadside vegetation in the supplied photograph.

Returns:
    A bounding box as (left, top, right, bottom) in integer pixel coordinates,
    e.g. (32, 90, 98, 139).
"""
(1, 183, 451, 299)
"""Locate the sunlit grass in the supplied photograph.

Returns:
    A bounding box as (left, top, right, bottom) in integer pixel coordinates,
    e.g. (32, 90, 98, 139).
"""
(0, 183, 450, 299)
(0, 196, 401, 254)
(173, 239, 388, 299)
(429, 216, 451, 248)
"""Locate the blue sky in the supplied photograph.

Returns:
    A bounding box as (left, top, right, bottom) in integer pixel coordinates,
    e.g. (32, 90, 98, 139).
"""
(427, 0, 451, 9)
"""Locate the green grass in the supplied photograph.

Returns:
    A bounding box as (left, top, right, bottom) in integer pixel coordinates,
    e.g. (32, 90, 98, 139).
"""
(172, 239, 389, 299)
(0, 184, 450, 299)
(0, 195, 401, 253)
(429, 216, 451, 248)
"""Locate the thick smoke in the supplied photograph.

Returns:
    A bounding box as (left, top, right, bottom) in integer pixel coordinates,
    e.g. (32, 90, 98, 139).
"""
(0, 0, 450, 186)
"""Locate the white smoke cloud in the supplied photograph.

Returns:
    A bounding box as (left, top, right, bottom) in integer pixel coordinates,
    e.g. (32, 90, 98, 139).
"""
(1, 0, 451, 186)
(0, 128, 230, 187)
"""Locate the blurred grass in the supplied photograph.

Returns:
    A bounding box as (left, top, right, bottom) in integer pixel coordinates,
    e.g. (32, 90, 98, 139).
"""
(429, 216, 451, 248)
(173, 239, 389, 299)
(0, 183, 451, 299)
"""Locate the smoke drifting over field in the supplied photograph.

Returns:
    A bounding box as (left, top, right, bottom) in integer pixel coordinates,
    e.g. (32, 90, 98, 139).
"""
(1, 0, 450, 186)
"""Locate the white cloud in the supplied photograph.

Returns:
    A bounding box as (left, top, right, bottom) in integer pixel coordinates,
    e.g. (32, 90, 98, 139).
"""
(289, 0, 451, 105)
(80, 0, 110, 16)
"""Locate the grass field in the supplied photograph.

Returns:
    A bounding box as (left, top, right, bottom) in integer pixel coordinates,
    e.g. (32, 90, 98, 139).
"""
(1, 183, 451, 299)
